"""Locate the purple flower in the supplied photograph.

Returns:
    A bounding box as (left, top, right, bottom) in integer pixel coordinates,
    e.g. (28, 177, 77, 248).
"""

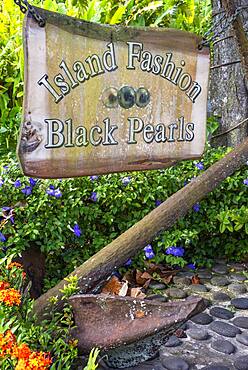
(243, 179, 248, 186)
(187, 263, 196, 270)
(21, 186, 32, 196)
(46, 188, 62, 198)
(73, 223, 82, 237)
(166, 246, 185, 257)
(195, 162, 204, 170)
(90, 192, 98, 202)
(144, 244, 155, 259)
(0, 179, 4, 187)
(90, 175, 99, 181)
(193, 203, 200, 212)
(0, 232, 6, 242)
(155, 200, 162, 207)
(121, 176, 131, 186)
(29, 178, 37, 187)
(2, 207, 11, 212)
(54, 189, 62, 198)
(46, 188, 55, 196)
(124, 258, 132, 267)
(14, 180, 21, 188)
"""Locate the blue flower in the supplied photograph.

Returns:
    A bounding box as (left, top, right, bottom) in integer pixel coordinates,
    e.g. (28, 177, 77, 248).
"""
(124, 258, 132, 267)
(155, 199, 162, 207)
(0, 232, 6, 242)
(73, 223, 82, 237)
(144, 244, 155, 259)
(121, 176, 131, 186)
(90, 192, 98, 202)
(166, 246, 185, 257)
(21, 186, 32, 196)
(195, 162, 204, 170)
(14, 180, 21, 188)
(46, 188, 55, 196)
(0, 179, 4, 187)
(29, 178, 37, 187)
(90, 175, 99, 181)
(243, 179, 248, 186)
(46, 188, 62, 198)
(54, 189, 62, 198)
(187, 263, 196, 270)
(2, 207, 11, 212)
(193, 203, 200, 212)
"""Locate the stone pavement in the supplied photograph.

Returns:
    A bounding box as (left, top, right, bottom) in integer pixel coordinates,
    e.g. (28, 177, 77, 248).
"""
(99, 261, 248, 370)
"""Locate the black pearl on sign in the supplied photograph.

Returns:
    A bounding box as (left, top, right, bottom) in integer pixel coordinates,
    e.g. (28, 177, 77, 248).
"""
(101, 87, 118, 108)
(136, 87, 150, 107)
(118, 86, 136, 109)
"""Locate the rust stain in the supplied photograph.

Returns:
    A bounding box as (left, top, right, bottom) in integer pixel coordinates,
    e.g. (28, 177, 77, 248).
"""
(69, 294, 206, 353)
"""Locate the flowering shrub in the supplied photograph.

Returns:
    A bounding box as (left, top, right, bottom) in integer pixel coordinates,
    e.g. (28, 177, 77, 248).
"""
(0, 256, 101, 369)
(0, 145, 247, 286)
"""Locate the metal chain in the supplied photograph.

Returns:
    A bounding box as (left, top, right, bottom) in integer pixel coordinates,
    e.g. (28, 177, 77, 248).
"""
(199, 5, 248, 49)
(14, 0, 45, 27)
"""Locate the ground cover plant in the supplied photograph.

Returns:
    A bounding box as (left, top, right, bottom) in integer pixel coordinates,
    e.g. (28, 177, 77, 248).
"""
(0, 146, 247, 292)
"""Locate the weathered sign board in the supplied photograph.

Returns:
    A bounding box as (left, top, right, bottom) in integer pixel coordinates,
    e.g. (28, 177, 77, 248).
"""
(18, 7, 210, 178)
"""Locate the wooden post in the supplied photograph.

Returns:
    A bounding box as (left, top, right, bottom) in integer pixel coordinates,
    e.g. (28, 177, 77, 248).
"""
(33, 137, 248, 319)
(222, 0, 248, 80)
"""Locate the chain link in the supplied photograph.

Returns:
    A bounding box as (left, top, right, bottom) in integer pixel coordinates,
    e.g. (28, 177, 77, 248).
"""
(199, 5, 248, 49)
(14, 0, 45, 27)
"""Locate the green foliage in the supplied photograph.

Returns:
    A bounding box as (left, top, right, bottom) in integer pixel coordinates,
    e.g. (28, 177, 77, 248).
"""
(84, 348, 100, 370)
(0, 254, 79, 369)
(0, 147, 247, 289)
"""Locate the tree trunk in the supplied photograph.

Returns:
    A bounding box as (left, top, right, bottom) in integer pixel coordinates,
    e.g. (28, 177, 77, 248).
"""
(210, 0, 248, 147)
(33, 137, 248, 320)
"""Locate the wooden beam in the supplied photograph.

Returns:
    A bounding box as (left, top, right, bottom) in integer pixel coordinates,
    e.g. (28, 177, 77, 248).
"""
(33, 137, 248, 319)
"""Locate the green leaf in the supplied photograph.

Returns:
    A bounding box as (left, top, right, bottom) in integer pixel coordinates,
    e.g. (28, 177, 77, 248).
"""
(109, 6, 126, 24)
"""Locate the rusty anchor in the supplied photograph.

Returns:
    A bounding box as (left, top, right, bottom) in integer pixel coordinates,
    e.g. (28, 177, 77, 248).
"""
(69, 294, 206, 368)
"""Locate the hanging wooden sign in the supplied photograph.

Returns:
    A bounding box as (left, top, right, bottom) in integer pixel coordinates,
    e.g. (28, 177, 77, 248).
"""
(17, 7, 210, 178)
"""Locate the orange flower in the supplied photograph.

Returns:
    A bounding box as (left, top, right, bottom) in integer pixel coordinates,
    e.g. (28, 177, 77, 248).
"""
(0, 288, 21, 306)
(8, 262, 23, 270)
(0, 330, 16, 357)
(0, 281, 10, 290)
(0, 328, 52, 369)
(12, 343, 31, 360)
(15, 351, 52, 370)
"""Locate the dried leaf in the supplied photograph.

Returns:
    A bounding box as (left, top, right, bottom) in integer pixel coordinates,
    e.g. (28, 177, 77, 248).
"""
(136, 270, 148, 285)
(122, 271, 135, 285)
(161, 275, 173, 284)
(134, 310, 145, 319)
(130, 287, 146, 299)
(119, 280, 129, 297)
(191, 275, 201, 284)
(140, 271, 153, 280)
(101, 276, 122, 295)
(143, 279, 151, 289)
